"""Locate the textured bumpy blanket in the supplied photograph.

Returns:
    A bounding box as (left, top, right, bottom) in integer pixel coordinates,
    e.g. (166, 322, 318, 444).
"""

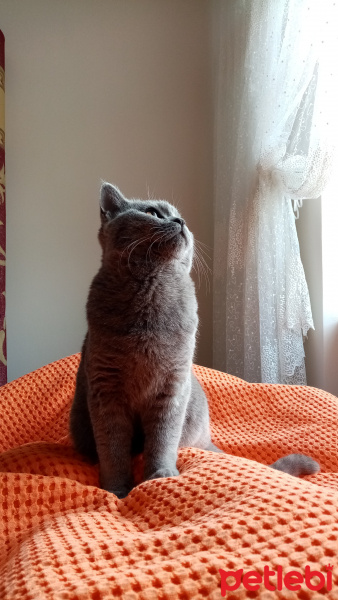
(0, 354, 338, 599)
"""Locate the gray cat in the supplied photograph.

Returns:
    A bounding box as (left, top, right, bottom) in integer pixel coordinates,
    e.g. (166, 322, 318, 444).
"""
(69, 182, 319, 498)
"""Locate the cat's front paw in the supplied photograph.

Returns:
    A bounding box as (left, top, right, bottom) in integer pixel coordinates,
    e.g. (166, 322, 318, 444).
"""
(101, 478, 133, 498)
(146, 467, 179, 481)
(106, 486, 132, 499)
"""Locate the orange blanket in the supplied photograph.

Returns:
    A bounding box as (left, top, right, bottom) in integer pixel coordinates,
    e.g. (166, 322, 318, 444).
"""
(0, 355, 338, 599)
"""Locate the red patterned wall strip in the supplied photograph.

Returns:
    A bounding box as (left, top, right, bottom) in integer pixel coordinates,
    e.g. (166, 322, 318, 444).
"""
(0, 31, 6, 385)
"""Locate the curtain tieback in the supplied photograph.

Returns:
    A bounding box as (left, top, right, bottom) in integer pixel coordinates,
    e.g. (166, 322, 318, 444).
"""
(258, 146, 308, 217)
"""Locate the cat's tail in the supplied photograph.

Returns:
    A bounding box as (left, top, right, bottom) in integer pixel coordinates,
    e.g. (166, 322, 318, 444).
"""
(206, 444, 320, 477)
(270, 453, 320, 477)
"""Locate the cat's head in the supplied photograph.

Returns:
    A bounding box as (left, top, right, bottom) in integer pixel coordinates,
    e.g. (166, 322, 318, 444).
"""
(98, 182, 194, 272)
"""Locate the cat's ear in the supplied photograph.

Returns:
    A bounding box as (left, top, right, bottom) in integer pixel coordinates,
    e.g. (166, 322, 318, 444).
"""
(100, 182, 126, 221)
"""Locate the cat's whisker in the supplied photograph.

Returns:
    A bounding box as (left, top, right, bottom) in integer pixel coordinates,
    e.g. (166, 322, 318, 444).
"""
(121, 237, 146, 260)
(120, 235, 152, 271)
(199, 257, 212, 293)
(194, 236, 212, 251)
(193, 255, 202, 289)
(160, 233, 175, 252)
(146, 184, 156, 201)
(145, 231, 164, 264)
(129, 231, 166, 266)
(127, 236, 153, 270)
(149, 230, 174, 259)
(194, 238, 212, 261)
(193, 245, 212, 293)
(194, 241, 212, 271)
(194, 252, 205, 290)
(195, 246, 212, 276)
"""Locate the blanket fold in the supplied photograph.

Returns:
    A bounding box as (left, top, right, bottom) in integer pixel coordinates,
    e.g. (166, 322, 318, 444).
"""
(1, 355, 338, 599)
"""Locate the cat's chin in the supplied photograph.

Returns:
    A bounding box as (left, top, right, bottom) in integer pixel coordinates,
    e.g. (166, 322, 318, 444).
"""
(123, 241, 192, 268)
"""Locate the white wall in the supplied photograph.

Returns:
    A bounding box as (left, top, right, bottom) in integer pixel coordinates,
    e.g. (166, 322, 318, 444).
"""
(296, 198, 324, 390)
(1, 0, 214, 382)
(297, 184, 338, 397)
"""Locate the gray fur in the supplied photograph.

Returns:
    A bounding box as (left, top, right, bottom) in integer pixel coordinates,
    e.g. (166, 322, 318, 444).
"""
(69, 182, 319, 498)
(270, 453, 320, 477)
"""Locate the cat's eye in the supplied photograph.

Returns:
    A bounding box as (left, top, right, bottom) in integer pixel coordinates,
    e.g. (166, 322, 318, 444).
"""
(146, 208, 162, 218)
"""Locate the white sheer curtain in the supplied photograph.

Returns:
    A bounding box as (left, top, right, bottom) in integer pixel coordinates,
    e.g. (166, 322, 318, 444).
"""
(213, 0, 337, 384)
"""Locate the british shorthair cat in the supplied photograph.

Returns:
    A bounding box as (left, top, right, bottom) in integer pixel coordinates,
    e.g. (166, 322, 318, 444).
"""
(69, 183, 319, 498)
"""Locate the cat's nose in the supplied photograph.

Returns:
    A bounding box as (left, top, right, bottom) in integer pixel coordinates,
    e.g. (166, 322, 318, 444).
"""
(172, 217, 185, 229)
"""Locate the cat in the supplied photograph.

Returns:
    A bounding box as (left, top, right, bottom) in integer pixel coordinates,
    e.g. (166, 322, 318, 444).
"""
(69, 182, 319, 498)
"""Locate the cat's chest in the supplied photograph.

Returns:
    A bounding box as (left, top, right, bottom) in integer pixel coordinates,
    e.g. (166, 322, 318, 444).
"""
(88, 269, 198, 361)
(96, 273, 197, 334)
(130, 285, 198, 341)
